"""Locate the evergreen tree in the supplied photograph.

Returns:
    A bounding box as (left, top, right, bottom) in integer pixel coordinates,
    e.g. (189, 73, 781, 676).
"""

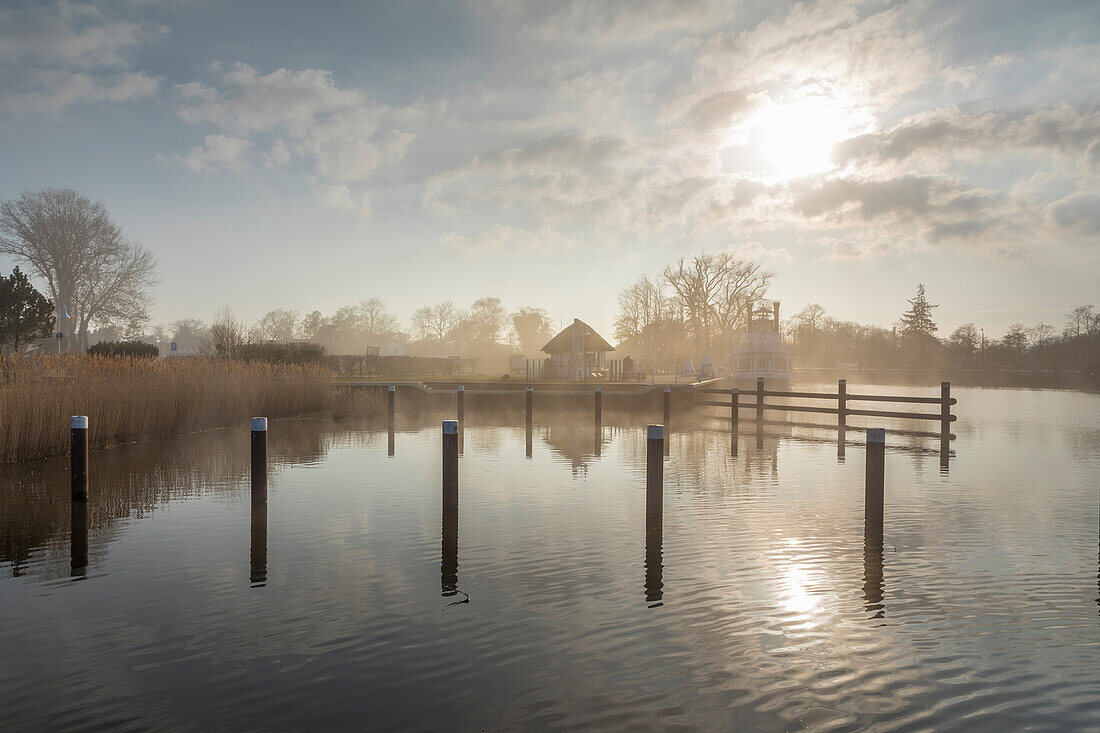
(899, 283, 938, 337)
(0, 267, 54, 351)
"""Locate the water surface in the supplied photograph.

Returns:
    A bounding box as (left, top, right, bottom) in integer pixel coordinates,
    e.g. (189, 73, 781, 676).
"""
(2, 385, 1098, 730)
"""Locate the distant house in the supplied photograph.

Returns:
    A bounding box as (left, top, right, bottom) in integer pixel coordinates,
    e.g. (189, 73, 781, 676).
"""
(541, 318, 615, 381)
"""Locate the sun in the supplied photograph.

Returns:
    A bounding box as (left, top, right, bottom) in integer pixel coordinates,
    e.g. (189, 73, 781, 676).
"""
(745, 95, 865, 180)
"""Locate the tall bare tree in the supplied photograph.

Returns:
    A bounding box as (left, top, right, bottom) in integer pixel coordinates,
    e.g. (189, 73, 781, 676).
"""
(0, 188, 157, 351)
(412, 301, 460, 342)
(663, 253, 769, 352)
(256, 309, 299, 342)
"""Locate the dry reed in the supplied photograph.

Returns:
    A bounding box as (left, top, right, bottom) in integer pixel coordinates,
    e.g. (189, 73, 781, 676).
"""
(0, 354, 337, 463)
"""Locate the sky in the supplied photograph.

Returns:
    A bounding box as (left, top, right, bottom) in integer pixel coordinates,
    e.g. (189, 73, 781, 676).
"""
(0, 0, 1097, 340)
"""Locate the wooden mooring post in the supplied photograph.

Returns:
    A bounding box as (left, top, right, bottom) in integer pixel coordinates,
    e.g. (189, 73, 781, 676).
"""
(250, 501, 268, 586)
(646, 425, 664, 516)
(595, 386, 602, 424)
(70, 500, 88, 577)
(442, 420, 458, 509)
(70, 416, 88, 501)
(645, 512, 664, 606)
(865, 428, 885, 536)
(251, 417, 267, 502)
(525, 385, 533, 426)
(457, 385, 465, 423)
(387, 385, 396, 424)
(441, 508, 458, 596)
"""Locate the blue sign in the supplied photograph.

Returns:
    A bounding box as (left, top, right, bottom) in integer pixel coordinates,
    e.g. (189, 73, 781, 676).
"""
(171, 342, 177, 352)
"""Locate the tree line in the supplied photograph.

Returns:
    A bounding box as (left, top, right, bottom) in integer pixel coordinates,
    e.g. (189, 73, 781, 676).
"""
(786, 288, 1099, 372)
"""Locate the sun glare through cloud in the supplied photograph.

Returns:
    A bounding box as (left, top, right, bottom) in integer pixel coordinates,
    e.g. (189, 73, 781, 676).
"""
(743, 94, 870, 180)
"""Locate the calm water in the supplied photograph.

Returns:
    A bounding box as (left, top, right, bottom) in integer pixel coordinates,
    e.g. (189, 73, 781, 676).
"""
(2, 385, 1099, 731)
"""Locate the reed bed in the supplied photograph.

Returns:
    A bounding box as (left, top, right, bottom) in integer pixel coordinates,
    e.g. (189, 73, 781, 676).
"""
(0, 354, 343, 463)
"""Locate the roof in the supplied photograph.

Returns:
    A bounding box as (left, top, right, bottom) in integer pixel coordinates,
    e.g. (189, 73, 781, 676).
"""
(541, 319, 615, 354)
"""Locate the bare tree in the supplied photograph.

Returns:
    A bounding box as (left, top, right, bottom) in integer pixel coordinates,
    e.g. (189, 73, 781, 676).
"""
(0, 188, 158, 351)
(207, 307, 245, 358)
(412, 301, 460, 342)
(663, 253, 769, 352)
(256, 309, 299, 342)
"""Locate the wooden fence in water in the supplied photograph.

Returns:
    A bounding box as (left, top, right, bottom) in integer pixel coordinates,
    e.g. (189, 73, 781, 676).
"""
(696, 377, 957, 464)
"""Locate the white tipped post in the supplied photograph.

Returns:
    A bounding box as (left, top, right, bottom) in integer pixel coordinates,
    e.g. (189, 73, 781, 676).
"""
(442, 420, 459, 508)
(457, 385, 465, 423)
(525, 385, 533, 426)
(662, 386, 671, 425)
(251, 417, 267, 502)
(70, 416, 88, 500)
(865, 428, 885, 535)
(646, 425, 664, 515)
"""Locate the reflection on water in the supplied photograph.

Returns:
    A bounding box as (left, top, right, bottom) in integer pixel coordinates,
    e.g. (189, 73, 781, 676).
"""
(1, 388, 1100, 731)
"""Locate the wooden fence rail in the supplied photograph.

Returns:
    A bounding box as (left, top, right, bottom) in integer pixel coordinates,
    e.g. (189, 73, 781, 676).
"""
(697, 378, 957, 467)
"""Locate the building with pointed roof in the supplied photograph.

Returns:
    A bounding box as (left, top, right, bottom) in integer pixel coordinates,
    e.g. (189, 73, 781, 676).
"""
(541, 318, 615, 381)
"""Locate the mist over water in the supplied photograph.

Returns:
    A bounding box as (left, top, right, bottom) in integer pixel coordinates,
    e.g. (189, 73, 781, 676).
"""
(2, 386, 1098, 730)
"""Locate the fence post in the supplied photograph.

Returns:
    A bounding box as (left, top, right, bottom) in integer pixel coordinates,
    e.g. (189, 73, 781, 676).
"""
(940, 381, 951, 467)
(646, 425, 664, 516)
(865, 428, 885, 535)
(838, 379, 847, 458)
(251, 417, 267, 502)
(70, 416, 88, 501)
(731, 388, 739, 456)
(442, 420, 458, 509)
(595, 386, 602, 424)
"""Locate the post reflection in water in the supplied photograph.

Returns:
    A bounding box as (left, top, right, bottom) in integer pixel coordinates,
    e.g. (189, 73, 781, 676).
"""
(645, 513, 664, 607)
(525, 423, 533, 458)
(594, 422, 601, 457)
(441, 508, 458, 597)
(70, 500, 88, 578)
(387, 423, 395, 457)
(250, 502, 267, 587)
(862, 529, 885, 618)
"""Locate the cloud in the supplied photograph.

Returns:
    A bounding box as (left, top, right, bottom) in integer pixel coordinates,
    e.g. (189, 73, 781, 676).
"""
(176, 133, 252, 174)
(173, 63, 421, 188)
(317, 184, 372, 219)
(0, 2, 154, 69)
(468, 0, 735, 44)
(4, 69, 159, 114)
(439, 224, 576, 256)
(1047, 191, 1100, 236)
(0, 2, 163, 113)
(835, 105, 1100, 166)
